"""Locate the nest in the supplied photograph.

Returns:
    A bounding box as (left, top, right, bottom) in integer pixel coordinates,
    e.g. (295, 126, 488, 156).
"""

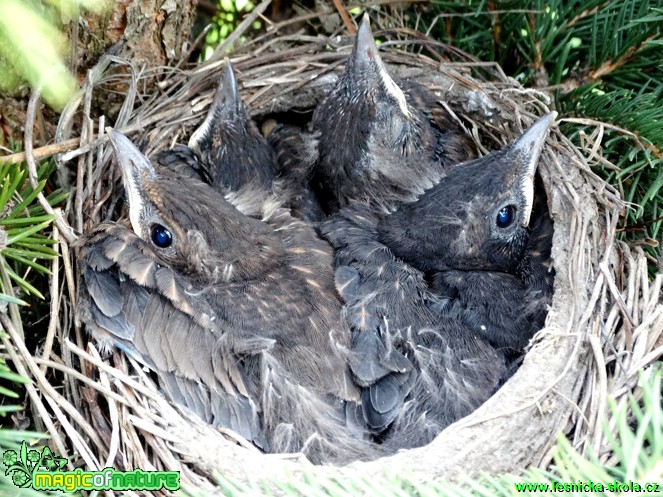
(5, 9, 663, 495)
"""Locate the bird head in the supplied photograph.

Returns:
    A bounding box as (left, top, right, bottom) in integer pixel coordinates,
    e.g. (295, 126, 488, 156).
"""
(108, 130, 283, 281)
(190, 58, 244, 137)
(313, 15, 424, 165)
(187, 59, 275, 191)
(346, 14, 411, 121)
(378, 113, 555, 274)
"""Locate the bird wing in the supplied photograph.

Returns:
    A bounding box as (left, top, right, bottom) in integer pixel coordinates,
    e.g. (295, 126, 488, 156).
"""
(78, 223, 267, 446)
(79, 221, 377, 460)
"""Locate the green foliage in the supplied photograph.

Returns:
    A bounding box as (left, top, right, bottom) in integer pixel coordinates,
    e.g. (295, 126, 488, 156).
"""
(202, 0, 262, 60)
(422, 0, 663, 263)
(0, 331, 49, 497)
(0, 357, 29, 419)
(0, 153, 59, 495)
(560, 83, 663, 246)
(548, 366, 663, 492)
(0, 153, 63, 497)
(0, 0, 106, 109)
(0, 157, 65, 306)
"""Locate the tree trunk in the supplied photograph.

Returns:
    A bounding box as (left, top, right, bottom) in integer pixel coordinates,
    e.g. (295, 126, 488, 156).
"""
(0, 1, 198, 147)
(70, 0, 198, 78)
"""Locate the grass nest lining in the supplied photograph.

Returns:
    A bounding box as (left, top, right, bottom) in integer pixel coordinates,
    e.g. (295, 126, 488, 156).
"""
(5, 10, 663, 494)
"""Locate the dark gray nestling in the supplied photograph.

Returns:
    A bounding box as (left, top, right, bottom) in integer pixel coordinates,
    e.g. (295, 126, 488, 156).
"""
(78, 130, 383, 464)
(321, 112, 556, 448)
(308, 14, 474, 214)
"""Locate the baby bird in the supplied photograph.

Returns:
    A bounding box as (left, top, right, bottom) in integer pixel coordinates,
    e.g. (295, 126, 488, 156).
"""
(78, 131, 379, 464)
(308, 14, 473, 214)
(152, 143, 211, 182)
(320, 113, 555, 448)
(185, 59, 279, 192)
(153, 60, 277, 194)
(323, 206, 505, 446)
(378, 113, 556, 354)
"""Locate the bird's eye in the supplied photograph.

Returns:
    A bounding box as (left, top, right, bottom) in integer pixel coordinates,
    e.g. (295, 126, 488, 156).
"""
(150, 224, 173, 248)
(496, 205, 516, 228)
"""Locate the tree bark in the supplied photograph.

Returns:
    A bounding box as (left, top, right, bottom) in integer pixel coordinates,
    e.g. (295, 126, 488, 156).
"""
(70, 0, 198, 78)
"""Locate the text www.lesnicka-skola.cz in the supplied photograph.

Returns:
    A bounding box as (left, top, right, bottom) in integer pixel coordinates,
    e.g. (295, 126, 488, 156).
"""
(514, 480, 661, 493)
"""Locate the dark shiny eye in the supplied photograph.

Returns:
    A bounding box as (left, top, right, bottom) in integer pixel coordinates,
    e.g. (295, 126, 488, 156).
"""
(150, 224, 172, 248)
(496, 206, 516, 229)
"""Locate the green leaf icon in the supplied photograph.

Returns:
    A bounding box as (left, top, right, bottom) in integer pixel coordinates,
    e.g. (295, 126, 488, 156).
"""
(19, 441, 27, 467)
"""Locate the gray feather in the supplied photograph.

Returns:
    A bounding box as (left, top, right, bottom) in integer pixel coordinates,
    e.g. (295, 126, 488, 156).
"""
(84, 268, 123, 317)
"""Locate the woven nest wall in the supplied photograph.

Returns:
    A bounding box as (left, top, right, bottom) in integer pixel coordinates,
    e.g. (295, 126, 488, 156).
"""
(7, 13, 663, 494)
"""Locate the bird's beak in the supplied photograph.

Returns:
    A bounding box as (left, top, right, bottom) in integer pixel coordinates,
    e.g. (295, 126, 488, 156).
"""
(107, 129, 156, 238)
(220, 58, 241, 114)
(189, 58, 242, 150)
(352, 14, 410, 119)
(510, 112, 556, 226)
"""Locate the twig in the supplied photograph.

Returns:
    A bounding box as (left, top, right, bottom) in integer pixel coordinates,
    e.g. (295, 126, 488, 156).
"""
(600, 262, 635, 336)
(24, 89, 77, 243)
(588, 333, 608, 454)
(91, 346, 121, 468)
(31, 356, 136, 408)
(176, 24, 212, 70)
(75, 72, 94, 234)
(39, 212, 61, 374)
(331, 0, 356, 34)
(65, 339, 166, 402)
(0, 310, 107, 463)
(0, 138, 80, 165)
(0, 313, 72, 470)
(0, 104, 194, 169)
